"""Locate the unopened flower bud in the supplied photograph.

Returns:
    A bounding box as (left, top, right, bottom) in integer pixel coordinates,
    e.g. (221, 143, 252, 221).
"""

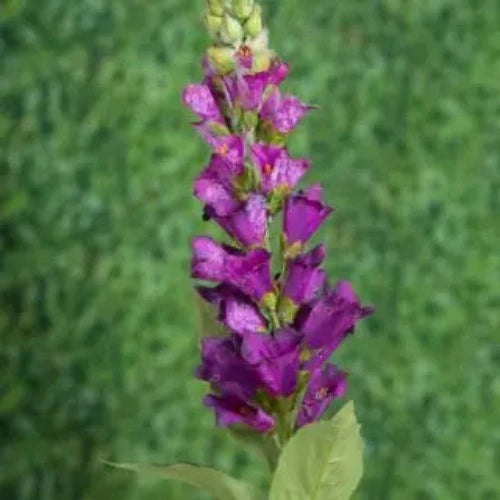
(206, 0, 225, 16)
(206, 46, 236, 74)
(220, 13, 244, 45)
(204, 13, 223, 40)
(244, 5, 262, 39)
(230, 0, 255, 20)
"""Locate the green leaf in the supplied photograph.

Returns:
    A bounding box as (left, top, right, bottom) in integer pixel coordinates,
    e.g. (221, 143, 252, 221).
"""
(105, 461, 261, 500)
(196, 293, 228, 339)
(269, 401, 363, 500)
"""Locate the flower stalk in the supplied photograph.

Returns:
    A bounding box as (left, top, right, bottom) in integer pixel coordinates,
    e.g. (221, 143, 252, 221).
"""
(184, 0, 373, 459)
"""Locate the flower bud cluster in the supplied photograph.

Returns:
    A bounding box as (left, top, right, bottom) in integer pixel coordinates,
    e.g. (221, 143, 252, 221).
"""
(183, 0, 373, 445)
(205, 0, 262, 45)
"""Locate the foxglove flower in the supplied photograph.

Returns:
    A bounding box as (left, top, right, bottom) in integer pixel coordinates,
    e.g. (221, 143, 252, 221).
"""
(240, 327, 302, 396)
(261, 87, 314, 134)
(196, 336, 260, 398)
(283, 183, 334, 248)
(296, 363, 347, 428)
(197, 283, 268, 336)
(191, 237, 273, 302)
(194, 154, 243, 216)
(283, 244, 327, 305)
(224, 61, 290, 111)
(204, 393, 274, 432)
(251, 143, 310, 195)
(211, 193, 268, 247)
(299, 281, 374, 370)
(183, 84, 224, 124)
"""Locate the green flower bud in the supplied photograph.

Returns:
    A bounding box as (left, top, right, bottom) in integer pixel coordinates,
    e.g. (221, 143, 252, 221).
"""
(206, 46, 236, 74)
(206, 0, 225, 16)
(261, 291, 277, 312)
(242, 110, 258, 130)
(230, 0, 255, 20)
(278, 296, 299, 324)
(244, 5, 262, 39)
(204, 13, 223, 40)
(219, 13, 244, 45)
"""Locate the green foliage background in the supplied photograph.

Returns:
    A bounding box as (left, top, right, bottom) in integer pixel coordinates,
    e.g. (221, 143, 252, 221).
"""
(1, 0, 499, 498)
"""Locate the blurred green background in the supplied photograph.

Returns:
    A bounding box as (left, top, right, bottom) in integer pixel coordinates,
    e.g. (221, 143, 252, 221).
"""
(1, 0, 499, 498)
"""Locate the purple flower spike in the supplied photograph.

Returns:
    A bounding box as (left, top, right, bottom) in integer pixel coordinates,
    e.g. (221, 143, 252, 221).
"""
(251, 143, 311, 195)
(213, 194, 268, 247)
(296, 363, 347, 428)
(204, 393, 275, 433)
(299, 281, 373, 370)
(283, 244, 327, 304)
(183, 84, 223, 123)
(226, 248, 274, 302)
(284, 184, 334, 246)
(261, 88, 314, 133)
(194, 154, 243, 216)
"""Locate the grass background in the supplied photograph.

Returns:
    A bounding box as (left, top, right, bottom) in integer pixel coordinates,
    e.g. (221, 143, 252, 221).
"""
(1, 0, 499, 498)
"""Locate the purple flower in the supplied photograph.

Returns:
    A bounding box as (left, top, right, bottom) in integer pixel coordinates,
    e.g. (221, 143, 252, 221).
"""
(225, 61, 290, 111)
(193, 132, 244, 168)
(197, 284, 268, 336)
(296, 363, 347, 428)
(284, 184, 334, 246)
(204, 393, 274, 432)
(261, 88, 314, 133)
(191, 236, 228, 283)
(226, 248, 274, 302)
(298, 281, 374, 370)
(194, 154, 243, 217)
(240, 328, 302, 396)
(212, 194, 268, 248)
(192, 237, 273, 302)
(250, 143, 310, 195)
(183, 84, 224, 123)
(196, 337, 260, 398)
(283, 244, 327, 304)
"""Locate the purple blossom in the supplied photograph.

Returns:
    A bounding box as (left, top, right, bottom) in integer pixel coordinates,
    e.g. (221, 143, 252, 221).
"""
(225, 61, 290, 111)
(194, 154, 243, 217)
(240, 328, 302, 396)
(283, 244, 327, 304)
(250, 143, 310, 195)
(196, 337, 260, 399)
(193, 132, 244, 168)
(204, 393, 275, 432)
(212, 194, 268, 248)
(225, 248, 274, 302)
(192, 237, 273, 302)
(298, 281, 374, 370)
(296, 363, 347, 428)
(261, 88, 313, 133)
(284, 184, 334, 246)
(183, 84, 224, 123)
(197, 284, 268, 336)
(191, 236, 228, 283)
